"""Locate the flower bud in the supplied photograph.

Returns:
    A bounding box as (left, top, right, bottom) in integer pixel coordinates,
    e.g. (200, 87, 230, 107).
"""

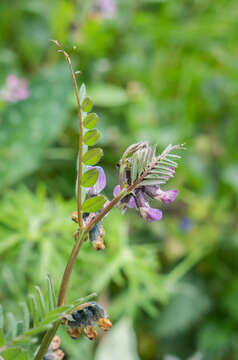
(83, 325, 97, 340)
(67, 326, 82, 340)
(63, 301, 112, 341)
(98, 317, 112, 331)
(89, 222, 105, 250)
(122, 142, 148, 160)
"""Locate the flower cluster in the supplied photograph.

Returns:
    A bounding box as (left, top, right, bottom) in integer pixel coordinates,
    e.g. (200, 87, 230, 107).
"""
(114, 142, 180, 221)
(63, 301, 112, 340)
(43, 336, 64, 360)
(0, 74, 29, 103)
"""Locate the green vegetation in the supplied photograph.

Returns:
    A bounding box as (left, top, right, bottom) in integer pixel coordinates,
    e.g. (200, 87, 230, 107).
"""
(0, 1, 238, 359)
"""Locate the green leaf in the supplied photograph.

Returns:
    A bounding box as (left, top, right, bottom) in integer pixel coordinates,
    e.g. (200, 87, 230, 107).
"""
(16, 321, 24, 336)
(34, 286, 47, 318)
(23, 324, 53, 337)
(0, 329, 5, 347)
(39, 305, 72, 326)
(82, 148, 103, 165)
(81, 168, 99, 187)
(20, 303, 30, 332)
(83, 113, 99, 129)
(140, 179, 166, 186)
(28, 294, 39, 326)
(4, 348, 27, 360)
(7, 313, 17, 340)
(82, 96, 93, 112)
(131, 154, 138, 183)
(82, 195, 106, 212)
(0, 65, 71, 191)
(46, 273, 56, 311)
(84, 129, 100, 146)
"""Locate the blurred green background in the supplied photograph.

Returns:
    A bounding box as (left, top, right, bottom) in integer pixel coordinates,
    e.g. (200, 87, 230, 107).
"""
(0, 0, 238, 359)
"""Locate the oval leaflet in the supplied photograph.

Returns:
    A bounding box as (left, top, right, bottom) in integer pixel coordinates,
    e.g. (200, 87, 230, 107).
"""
(84, 129, 100, 146)
(82, 96, 93, 112)
(83, 113, 99, 129)
(82, 195, 106, 212)
(82, 148, 103, 165)
(81, 168, 99, 187)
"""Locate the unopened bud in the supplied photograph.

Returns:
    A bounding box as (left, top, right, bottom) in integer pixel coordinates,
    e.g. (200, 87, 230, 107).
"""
(98, 317, 112, 331)
(67, 327, 82, 339)
(84, 325, 97, 340)
(89, 223, 105, 251)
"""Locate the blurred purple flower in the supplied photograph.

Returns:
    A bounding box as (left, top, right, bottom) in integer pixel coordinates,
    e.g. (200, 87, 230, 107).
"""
(86, 166, 106, 196)
(97, 0, 116, 18)
(179, 217, 192, 232)
(0, 74, 29, 103)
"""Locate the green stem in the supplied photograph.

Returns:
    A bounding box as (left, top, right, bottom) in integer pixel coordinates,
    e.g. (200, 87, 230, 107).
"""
(34, 322, 60, 360)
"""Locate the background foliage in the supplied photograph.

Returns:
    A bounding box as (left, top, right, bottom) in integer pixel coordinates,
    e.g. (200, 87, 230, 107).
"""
(0, 0, 238, 359)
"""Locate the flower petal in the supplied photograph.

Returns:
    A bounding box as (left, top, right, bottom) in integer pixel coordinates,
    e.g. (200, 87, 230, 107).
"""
(113, 185, 136, 213)
(159, 189, 178, 204)
(134, 189, 150, 208)
(139, 207, 163, 221)
(113, 184, 121, 197)
(86, 166, 106, 196)
(144, 186, 178, 204)
(127, 196, 136, 208)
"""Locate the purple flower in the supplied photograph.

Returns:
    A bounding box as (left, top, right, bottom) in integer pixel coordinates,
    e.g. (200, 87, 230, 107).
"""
(0, 74, 29, 103)
(86, 166, 106, 196)
(97, 0, 116, 18)
(113, 184, 136, 213)
(113, 141, 183, 222)
(134, 189, 162, 221)
(179, 217, 192, 232)
(139, 207, 163, 222)
(144, 186, 178, 204)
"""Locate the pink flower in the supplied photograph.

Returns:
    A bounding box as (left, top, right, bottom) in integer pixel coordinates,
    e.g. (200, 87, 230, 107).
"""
(97, 0, 116, 18)
(0, 74, 29, 103)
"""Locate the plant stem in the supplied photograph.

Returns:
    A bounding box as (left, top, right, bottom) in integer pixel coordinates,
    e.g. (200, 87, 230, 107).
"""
(51, 40, 84, 229)
(34, 322, 60, 360)
(57, 231, 86, 306)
